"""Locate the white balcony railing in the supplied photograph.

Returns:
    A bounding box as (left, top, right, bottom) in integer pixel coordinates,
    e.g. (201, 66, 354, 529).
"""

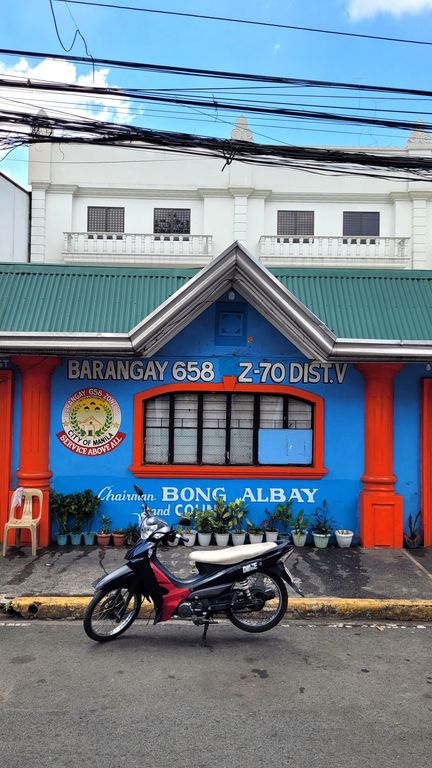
(259, 236, 411, 268)
(63, 232, 213, 266)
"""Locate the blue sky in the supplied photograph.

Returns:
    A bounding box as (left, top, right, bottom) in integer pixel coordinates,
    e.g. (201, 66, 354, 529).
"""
(2, 0, 432, 186)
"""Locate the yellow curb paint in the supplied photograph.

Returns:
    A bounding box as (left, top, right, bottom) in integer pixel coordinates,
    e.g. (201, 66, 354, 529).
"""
(9, 596, 156, 620)
(287, 597, 432, 621)
(9, 595, 432, 621)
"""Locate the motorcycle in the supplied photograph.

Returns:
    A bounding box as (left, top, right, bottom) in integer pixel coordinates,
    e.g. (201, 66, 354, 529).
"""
(83, 485, 303, 643)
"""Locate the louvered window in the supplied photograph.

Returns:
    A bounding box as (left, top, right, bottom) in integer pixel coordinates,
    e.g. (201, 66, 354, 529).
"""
(144, 392, 313, 465)
(277, 210, 314, 239)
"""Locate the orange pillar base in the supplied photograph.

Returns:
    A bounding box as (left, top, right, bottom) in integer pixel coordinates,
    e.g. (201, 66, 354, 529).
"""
(359, 491, 403, 548)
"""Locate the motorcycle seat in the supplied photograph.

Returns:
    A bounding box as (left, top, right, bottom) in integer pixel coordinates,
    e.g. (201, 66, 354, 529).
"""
(189, 542, 278, 566)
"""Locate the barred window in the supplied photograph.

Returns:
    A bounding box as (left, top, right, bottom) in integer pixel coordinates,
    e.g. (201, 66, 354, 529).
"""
(343, 212, 379, 237)
(154, 208, 191, 234)
(277, 210, 314, 237)
(144, 392, 313, 466)
(87, 206, 125, 233)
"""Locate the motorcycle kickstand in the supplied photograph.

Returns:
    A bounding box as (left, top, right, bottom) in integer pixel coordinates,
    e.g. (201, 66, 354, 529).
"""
(199, 614, 216, 646)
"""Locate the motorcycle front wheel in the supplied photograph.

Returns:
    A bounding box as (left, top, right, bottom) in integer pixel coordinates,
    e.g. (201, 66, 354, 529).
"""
(226, 571, 288, 633)
(83, 588, 142, 642)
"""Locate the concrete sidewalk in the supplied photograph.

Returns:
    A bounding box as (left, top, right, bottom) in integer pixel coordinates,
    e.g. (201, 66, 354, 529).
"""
(1, 542, 432, 621)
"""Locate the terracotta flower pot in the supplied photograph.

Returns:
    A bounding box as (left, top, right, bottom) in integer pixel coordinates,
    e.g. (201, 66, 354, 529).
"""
(96, 533, 111, 546)
(112, 533, 126, 547)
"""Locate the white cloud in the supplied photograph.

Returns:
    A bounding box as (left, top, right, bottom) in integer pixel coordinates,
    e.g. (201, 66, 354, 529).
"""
(347, 0, 432, 20)
(273, 43, 281, 53)
(0, 57, 134, 159)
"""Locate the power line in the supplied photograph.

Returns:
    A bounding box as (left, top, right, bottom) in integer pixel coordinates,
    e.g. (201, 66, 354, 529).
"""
(1, 106, 431, 183)
(49, 0, 88, 54)
(53, 0, 432, 48)
(3, 46, 432, 99)
(1, 92, 407, 144)
(1, 76, 430, 133)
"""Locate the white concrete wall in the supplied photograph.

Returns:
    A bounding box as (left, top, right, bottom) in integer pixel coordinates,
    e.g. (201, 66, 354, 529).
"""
(28, 140, 432, 268)
(0, 174, 29, 263)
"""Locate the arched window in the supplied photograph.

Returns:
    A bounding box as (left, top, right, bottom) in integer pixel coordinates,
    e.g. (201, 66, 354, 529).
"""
(130, 378, 326, 479)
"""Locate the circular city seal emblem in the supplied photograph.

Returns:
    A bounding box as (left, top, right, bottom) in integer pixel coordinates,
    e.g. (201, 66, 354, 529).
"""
(57, 388, 126, 456)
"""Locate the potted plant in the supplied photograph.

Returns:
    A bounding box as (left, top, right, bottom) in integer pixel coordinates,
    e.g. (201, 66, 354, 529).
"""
(335, 528, 354, 548)
(49, 490, 70, 546)
(228, 498, 247, 545)
(261, 508, 279, 543)
(246, 519, 264, 544)
(274, 500, 293, 541)
(403, 511, 422, 549)
(67, 494, 83, 545)
(195, 508, 215, 546)
(125, 521, 140, 547)
(112, 528, 126, 547)
(77, 488, 101, 545)
(213, 497, 230, 546)
(291, 509, 310, 547)
(179, 510, 197, 547)
(97, 514, 112, 546)
(312, 501, 333, 548)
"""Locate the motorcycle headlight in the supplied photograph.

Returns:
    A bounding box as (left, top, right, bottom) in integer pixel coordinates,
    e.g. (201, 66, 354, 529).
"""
(140, 521, 159, 539)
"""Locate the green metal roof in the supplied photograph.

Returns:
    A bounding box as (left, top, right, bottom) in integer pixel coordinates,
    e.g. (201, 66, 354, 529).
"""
(0, 263, 198, 333)
(272, 268, 432, 340)
(1, 261, 432, 341)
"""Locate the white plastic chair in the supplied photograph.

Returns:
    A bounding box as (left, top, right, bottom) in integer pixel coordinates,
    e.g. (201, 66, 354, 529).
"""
(2, 488, 43, 557)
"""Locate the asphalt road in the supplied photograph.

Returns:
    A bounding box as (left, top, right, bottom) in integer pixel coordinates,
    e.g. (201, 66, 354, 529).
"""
(1, 619, 432, 768)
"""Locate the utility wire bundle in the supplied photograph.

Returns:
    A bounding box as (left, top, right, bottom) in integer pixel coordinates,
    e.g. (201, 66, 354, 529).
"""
(1, 47, 432, 181)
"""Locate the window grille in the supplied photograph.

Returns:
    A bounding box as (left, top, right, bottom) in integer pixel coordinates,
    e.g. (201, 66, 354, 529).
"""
(87, 206, 125, 233)
(144, 392, 313, 466)
(153, 208, 191, 234)
(277, 210, 314, 237)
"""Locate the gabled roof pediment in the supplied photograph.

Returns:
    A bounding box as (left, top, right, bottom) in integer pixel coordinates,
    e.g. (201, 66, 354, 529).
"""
(129, 242, 335, 359)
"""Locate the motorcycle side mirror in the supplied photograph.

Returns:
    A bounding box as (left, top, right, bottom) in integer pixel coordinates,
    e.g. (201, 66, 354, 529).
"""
(177, 517, 191, 526)
(134, 484, 144, 497)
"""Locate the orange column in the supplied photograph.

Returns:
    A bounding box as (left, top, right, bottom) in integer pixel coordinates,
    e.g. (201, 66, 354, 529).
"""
(357, 363, 403, 547)
(420, 380, 432, 547)
(0, 370, 13, 543)
(11, 355, 61, 546)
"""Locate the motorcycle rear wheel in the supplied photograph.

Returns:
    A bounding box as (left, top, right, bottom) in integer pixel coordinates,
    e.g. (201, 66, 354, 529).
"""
(83, 588, 141, 642)
(226, 571, 287, 633)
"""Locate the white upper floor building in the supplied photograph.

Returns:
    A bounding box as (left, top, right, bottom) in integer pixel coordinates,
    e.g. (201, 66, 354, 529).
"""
(0, 172, 29, 263)
(28, 121, 432, 270)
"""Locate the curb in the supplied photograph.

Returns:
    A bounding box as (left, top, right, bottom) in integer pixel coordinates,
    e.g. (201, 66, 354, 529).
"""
(7, 596, 432, 622)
